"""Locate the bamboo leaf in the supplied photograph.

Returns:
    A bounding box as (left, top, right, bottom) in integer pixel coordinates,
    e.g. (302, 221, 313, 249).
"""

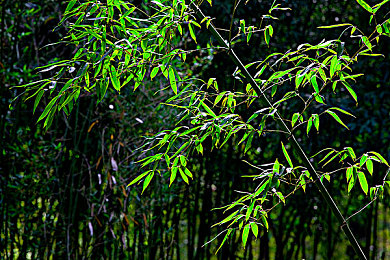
(356, 0, 373, 13)
(318, 23, 353, 29)
(142, 172, 154, 193)
(325, 110, 349, 130)
(357, 171, 368, 194)
(168, 66, 178, 94)
(37, 96, 59, 123)
(242, 224, 250, 248)
(128, 171, 151, 186)
(366, 159, 373, 175)
(281, 142, 293, 168)
(250, 222, 258, 238)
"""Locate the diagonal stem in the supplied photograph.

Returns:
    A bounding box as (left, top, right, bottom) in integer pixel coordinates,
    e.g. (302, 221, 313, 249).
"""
(189, 2, 367, 260)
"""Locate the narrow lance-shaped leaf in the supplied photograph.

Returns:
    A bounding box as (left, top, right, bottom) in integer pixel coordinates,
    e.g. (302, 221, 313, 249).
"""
(281, 142, 293, 168)
(188, 22, 197, 43)
(366, 159, 373, 175)
(110, 65, 121, 91)
(242, 224, 250, 248)
(142, 172, 154, 193)
(179, 168, 189, 184)
(168, 66, 178, 94)
(357, 171, 368, 194)
(250, 222, 258, 238)
(37, 96, 59, 123)
(325, 110, 349, 129)
(356, 0, 373, 13)
(128, 170, 151, 186)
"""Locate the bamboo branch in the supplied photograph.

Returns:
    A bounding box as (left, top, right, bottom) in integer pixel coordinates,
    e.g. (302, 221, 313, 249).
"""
(189, 2, 367, 259)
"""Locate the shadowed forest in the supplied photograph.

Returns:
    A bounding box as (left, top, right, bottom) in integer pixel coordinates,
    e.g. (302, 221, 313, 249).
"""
(1, 0, 390, 259)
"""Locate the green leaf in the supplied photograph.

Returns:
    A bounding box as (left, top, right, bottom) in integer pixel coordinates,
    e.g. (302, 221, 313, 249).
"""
(128, 170, 151, 186)
(244, 132, 254, 154)
(264, 26, 271, 46)
(150, 66, 159, 80)
(368, 151, 389, 166)
(216, 229, 232, 254)
(360, 154, 368, 167)
(307, 116, 313, 135)
(281, 142, 293, 168)
(361, 36, 372, 50)
(357, 171, 368, 194)
(330, 56, 338, 78)
(341, 81, 357, 103)
(179, 168, 189, 184)
(142, 172, 154, 193)
(313, 114, 319, 132)
(261, 213, 268, 230)
(318, 23, 353, 29)
(356, 0, 373, 13)
(325, 110, 349, 130)
(184, 167, 193, 179)
(366, 159, 373, 175)
(240, 19, 246, 33)
(345, 147, 356, 160)
(188, 22, 197, 43)
(276, 191, 285, 204)
(110, 65, 120, 91)
(247, 26, 253, 43)
(310, 75, 319, 93)
(213, 210, 239, 227)
(250, 222, 258, 238)
(328, 107, 355, 118)
(295, 69, 305, 89)
(214, 92, 226, 107)
(347, 168, 356, 193)
(346, 167, 353, 183)
(33, 89, 45, 114)
(246, 201, 255, 221)
(37, 96, 59, 123)
(170, 167, 178, 187)
(200, 100, 217, 117)
(273, 159, 280, 175)
(254, 179, 270, 197)
(242, 224, 250, 248)
(292, 112, 300, 127)
(168, 66, 178, 94)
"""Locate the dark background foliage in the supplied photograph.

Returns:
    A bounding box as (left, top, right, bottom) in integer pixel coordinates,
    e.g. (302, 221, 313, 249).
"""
(1, 0, 389, 259)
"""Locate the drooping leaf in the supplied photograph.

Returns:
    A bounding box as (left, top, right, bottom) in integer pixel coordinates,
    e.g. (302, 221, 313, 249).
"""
(325, 110, 349, 129)
(242, 224, 250, 248)
(128, 170, 151, 186)
(369, 151, 389, 166)
(168, 66, 178, 94)
(366, 159, 373, 175)
(142, 172, 154, 193)
(291, 112, 300, 127)
(250, 222, 258, 238)
(357, 171, 368, 194)
(356, 0, 373, 13)
(179, 168, 189, 184)
(281, 142, 293, 168)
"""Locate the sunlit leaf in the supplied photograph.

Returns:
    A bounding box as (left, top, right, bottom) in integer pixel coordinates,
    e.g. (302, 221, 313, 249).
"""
(250, 222, 258, 238)
(142, 172, 154, 193)
(242, 224, 250, 248)
(325, 110, 349, 129)
(281, 142, 293, 168)
(356, 0, 373, 13)
(357, 171, 368, 194)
